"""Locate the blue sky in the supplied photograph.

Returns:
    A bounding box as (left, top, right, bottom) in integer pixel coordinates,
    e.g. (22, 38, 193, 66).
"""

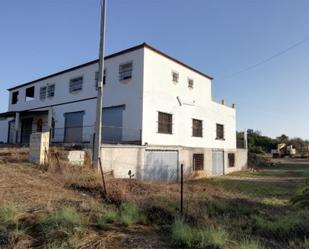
(0, 0, 308, 139)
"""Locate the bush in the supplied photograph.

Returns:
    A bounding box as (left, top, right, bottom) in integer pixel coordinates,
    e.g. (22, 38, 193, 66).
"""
(291, 175, 309, 208)
(96, 206, 118, 228)
(239, 239, 264, 249)
(0, 205, 18, 225)
(171, 219, 229, 248)
(119, 202, 146, 226)
(42, 207, 81, 230)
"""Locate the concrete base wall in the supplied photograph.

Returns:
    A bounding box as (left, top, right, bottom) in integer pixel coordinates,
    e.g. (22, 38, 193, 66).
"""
(100, 145, 247, 181)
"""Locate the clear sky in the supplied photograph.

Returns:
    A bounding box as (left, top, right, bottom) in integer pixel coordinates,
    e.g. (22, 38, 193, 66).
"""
(0, 0, 308, 139)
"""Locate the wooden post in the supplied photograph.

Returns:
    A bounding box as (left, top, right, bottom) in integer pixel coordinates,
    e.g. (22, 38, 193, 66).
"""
(180, 163, 184, 217)
(98, 157, 107, 196)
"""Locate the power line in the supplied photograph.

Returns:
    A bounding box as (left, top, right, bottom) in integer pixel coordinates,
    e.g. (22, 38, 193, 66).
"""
(217, 37, 309, 80)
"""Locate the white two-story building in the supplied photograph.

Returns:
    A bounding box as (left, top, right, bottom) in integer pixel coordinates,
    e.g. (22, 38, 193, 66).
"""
(0, 43, 247, 180)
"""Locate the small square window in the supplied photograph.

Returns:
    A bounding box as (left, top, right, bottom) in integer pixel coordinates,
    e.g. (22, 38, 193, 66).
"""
(47, 84, 55, 98)
(216, 124, 224, 140)
(70, 77, 83, 93)
(172, 71, 179, 83)
(119, 62, 133, 81)
(25, 86, 35, 101)
(12, 91, 19, 105)
(188, 78, 194, 89)
(40, 87, 47, 100)
(228, 153, 235, 167)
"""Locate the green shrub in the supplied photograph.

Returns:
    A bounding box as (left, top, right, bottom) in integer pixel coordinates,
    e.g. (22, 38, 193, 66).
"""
(119, 202, 146, 226)
(96, 207, 118, 228)
(291, 177, 309, 208)
(42, 207, 81, 230)
(239, 239, 264, 249)
(0, 205, 18, 225)
(171, 219, 229, 248)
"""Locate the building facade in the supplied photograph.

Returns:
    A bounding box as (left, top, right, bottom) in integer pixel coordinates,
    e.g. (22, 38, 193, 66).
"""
(0, 43, 245, 179)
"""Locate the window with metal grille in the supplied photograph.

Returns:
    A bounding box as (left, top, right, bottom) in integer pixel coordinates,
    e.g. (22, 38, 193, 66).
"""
(172, 71, 179, 83)
(228, 153, 235, 167)
(119, 62, 133, 81)
(69, 77, 83, 93)
(188, 78, 194, 89)
(12, 91, 18, 104)
(40, 87, 47, 100)
(25, 86, 35, 101)
(95, 70, 106, 88)
(158, 112, 173, 134)
(193, 154, 204, 171)
(47, 84, 55, 98)
(192, 119, 203, 137)
(216, 124, 224, 140)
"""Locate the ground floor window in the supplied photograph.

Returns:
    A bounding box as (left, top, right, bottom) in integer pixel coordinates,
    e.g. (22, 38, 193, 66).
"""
(228, 153, 235, 167)
(193, 153, 204, 171)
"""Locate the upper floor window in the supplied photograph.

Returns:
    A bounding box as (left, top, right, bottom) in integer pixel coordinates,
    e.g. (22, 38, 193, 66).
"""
(95, 70, 106, 88)
(192, 119, 203, 137)
(12, 91, 19, 105)
(172, 71, 179, 83)
(158, 112, 173, 134)
(216, 124, 224, 140)
(47, 84, 55, 98)
(40, 87, 47, 100)
(188, 78, 194, 89)
(119, 62, 133, 81)
(25, 86, 35, 101)
(69, 77, 83, 93)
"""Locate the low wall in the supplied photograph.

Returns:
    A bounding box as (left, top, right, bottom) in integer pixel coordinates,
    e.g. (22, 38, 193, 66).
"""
(100, 145, 248, 181)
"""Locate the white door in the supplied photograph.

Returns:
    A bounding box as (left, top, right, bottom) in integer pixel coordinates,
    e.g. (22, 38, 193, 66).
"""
(212, 150, 224, 176)
(144, 150, 178, 182)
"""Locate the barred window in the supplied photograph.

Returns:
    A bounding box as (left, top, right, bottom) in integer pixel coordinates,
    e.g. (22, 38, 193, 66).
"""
(172, 71, 179, 83)
(158, 112, 173, 134)
(228, 153, 235, 167)
(40, 87, 47, 100)
(193, 154, 204, 171)
(216, 124, 224, 140)
(119, 62, 133, 81)
(192, 119, 203, 137)
(95, 70, 106, 87)
(188, 78, 194, 89)
(47, 84, 55, 98)
(69, 77, 83, 93)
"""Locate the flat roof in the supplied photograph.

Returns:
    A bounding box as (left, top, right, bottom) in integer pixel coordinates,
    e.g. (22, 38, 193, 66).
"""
(8, 43, 213, 91)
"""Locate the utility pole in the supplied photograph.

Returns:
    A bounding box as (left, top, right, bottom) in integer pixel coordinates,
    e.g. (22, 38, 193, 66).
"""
(93, 0, 106, 169)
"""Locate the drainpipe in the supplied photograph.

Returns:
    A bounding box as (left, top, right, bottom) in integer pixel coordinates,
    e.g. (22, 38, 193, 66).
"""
(14, 112, 20, 144)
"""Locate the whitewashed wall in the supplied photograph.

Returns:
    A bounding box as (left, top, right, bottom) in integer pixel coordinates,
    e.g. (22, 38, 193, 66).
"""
(142, 47, 236, 149)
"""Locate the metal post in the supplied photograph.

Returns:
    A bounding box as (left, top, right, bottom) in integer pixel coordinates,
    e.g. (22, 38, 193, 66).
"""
(93, 0, 107, 169)
(180, 163, 184, 217)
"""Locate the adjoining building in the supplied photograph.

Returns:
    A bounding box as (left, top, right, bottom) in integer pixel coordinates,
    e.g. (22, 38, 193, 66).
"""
(0, 43, 247, 180)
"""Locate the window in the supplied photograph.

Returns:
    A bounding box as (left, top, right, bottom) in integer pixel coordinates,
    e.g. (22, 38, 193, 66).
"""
(95, 70, 106, 88)
(216, 124, 224, 140)
(69, 77, 83, 93)
(188, 78, 194, 89)
(228, 153, 235, 167)
(192, 119, 203, 137)
(12, 91, 19, 104)
(193, 154, 204, 171)
(25, 86, 35, 101)
(119, 62, 133, 81)
(47, 84, 55, 98)
(40, 87, 47, 100)
(37, 119, 43, 132)
(158, 112, 173, 134)
(172, 71, 179, 83)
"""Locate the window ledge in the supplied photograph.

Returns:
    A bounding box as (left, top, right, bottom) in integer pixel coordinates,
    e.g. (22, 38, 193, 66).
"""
(216, 138, 225, 141)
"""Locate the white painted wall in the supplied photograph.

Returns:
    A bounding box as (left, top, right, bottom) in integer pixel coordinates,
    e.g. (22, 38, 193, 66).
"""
(142, 47, 236, 149)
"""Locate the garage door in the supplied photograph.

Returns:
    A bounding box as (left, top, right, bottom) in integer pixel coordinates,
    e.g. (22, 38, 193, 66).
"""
(144, 150, 178, 182)
(64, 111, 84, 143)
(212, 150, 224, 176)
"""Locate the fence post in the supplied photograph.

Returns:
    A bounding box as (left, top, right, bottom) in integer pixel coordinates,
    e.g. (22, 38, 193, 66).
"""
(98, 157, 107, 197)
(180, 163, 184, 217)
